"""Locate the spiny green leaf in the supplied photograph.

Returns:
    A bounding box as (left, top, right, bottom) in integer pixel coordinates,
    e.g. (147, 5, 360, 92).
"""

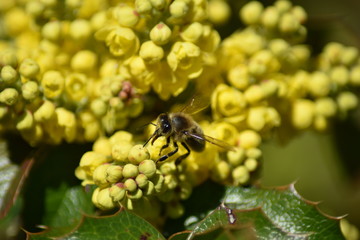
(26, 207, 165, 240)
(175, 183, 344, 240)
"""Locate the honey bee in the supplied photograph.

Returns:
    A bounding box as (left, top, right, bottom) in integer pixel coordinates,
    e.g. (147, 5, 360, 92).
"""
(143, 98, 235, 165)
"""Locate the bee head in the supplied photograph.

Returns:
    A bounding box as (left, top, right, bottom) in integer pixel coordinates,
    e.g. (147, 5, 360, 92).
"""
(158, 113, 172, 135)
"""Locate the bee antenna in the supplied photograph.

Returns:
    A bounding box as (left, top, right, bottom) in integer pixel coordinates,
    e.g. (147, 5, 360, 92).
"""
(136, 122, 157, 131)
(143, 130, 158, 147)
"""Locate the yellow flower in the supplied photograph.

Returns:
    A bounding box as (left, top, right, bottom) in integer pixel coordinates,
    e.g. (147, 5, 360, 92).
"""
(41, 70, 65, 99)
(211, 83, 247, 119)
(139, 41, 164, 64)
(55, 108, 77, 142)
(65, 73, 88, 102)
(95, 26, 140, 59)
(149, 22, 172, 45)
(151, 61, 189, 100)
(167, 41, 203, 79)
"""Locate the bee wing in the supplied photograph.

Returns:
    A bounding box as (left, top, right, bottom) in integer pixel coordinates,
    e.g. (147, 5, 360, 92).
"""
(185, 132, 236, 151)
(178, 95, 210, 115)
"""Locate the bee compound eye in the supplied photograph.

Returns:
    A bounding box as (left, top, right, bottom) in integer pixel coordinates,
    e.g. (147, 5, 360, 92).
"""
(162, 123, 171, 133)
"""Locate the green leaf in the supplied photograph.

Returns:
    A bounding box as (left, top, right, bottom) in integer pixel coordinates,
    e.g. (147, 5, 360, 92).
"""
(43, 185, 95, 235)
(0, 139, 34, 219)
(27, 208, 165, 240)
(173, 183, 344, 240)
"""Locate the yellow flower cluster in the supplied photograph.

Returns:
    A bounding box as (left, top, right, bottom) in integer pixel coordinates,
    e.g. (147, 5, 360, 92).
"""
(0, 0, 222, 144)
(211, 0, 359, 149)
(94, 0, 220, 100)
(75, 131, 195, 219)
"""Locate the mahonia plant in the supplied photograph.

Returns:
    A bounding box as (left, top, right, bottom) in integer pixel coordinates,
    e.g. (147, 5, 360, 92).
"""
(0, 0, 359, 236)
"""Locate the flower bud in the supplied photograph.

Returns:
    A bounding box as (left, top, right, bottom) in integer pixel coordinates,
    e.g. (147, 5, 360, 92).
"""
(96, 187, 116, 210)
(22, 81, 39, 100)
(0, 50, 18, 67)
(71, 50, 97, 72)
(279, 13, 299, 33)
(350, 66, 360, 86)
(181, 22, 203, 43)
(122, 164, 139, 178)
(314, 115, 328, 132)
(292, 99, 314, 129)
(337, 92, 358, 112)
(93, 163, 110, 187)
(232, 166, 250, 185)
(247, 106, 266, 131)
(208, 0, 231, 25)
(166, 201, 184, 219)
(135, 173, 149, 188)
(79, 151, 109, 175)
(229, 66, 250, 89)
(341, 47, 358, 66)
(329, 66, 349, 86)
(42, 21, 62, 41)
(292, 5, 307, 23)
(0, 88, 19, 105)
(307, 72, 331, 97)
(124, 178, 138, 192)
(128, 144, 151, 164)
(238, 130, 261, 149)
(212, 160, 230, 181)
(19, 58, 40, 79)
(246, 148, 262, 159)
(244, 85, 265, 104)
(34, 100, 55, 122)
(106, 165, 123, 183)
(111, 141, 133, 163)
(16, 110, 34, 131)
(240, 1, 263, 25)
(135, 0, 152, 13)
(109, 131, 133, 145)
(138, 159, 157, 178)
(69, 19, 92, 40)
(244, 158, 258, 171)
(149, 0, 166, 9)
(139, 41, 164, 64)
(109, 183, 126, 202)
(1, 65, 18, 84)
(261, 6, 279, 28)
(114, 6, 139, 27)
(169, 0, 189, 18)
(149, 22, 172, 45)
(314, 98, 337, 117)
(227, 147, 246, 166)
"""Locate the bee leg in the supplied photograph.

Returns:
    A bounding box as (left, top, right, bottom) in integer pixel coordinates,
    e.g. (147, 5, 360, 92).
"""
(175, 142, 191, 165)
(157, 141, 178, 163)
(159, 136, 171, 156)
